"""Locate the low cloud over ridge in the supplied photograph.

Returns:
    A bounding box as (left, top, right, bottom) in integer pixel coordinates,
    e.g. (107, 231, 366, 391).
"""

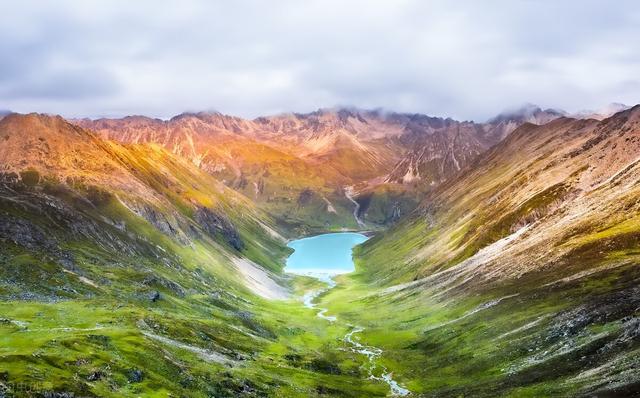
(1, 0, 639, 120)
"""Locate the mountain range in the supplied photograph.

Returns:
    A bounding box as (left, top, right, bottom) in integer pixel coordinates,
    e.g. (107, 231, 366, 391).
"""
(74, 104, 596, 233)
(1, 102, 638, 397)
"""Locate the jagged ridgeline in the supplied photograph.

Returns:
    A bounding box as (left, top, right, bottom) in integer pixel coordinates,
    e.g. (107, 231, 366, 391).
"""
(74, 106, 566, 235)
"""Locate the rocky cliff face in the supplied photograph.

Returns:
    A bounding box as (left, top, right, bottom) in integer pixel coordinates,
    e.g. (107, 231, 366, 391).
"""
(384, 104, 566, 185)
(76, 112, 360, 233)
(385, 119, 491, 185)
(484, 103, 566, 140)
(0, 113, 289, 292)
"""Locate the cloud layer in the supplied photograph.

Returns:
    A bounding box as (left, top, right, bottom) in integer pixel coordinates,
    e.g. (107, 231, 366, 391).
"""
(1, 0, 638, 120)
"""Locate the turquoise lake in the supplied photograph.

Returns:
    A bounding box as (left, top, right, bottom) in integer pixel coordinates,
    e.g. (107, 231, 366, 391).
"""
(285, 232, 368, 278)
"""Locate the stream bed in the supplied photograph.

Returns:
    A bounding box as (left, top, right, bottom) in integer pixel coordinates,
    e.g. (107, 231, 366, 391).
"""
(287, 232, 410, 396)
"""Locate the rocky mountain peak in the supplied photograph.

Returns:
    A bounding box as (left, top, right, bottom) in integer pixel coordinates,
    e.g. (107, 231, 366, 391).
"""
(1, 112, 87, 140)
(573, 102, 631, 120)
(488, 103, 567, 125)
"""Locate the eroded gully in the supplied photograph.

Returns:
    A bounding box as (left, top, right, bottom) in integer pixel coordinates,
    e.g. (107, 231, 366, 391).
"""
(344, 186, 366, 228)
(302, 280, 410, 397)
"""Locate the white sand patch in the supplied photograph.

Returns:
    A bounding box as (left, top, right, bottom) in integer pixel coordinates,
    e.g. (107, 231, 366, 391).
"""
(322, 196, 337, 213)
(421, 293, 520, 333)
(142, 331, 234, 365)
(232, 257, 289, 300)
(63, 269, 99, 288)
(402, 163, 419, 183)
(543, 261, 630, 288)
(497, 315, 553, 341)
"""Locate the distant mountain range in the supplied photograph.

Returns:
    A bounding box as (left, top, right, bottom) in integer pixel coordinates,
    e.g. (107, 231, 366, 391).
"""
(73, 103, 627, 231)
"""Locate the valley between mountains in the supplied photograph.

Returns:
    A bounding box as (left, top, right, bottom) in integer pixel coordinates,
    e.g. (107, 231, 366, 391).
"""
(1, 103, 640, 397)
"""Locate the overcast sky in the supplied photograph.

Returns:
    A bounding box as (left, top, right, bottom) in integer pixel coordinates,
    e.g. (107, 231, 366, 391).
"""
(0, 0, 638, 121)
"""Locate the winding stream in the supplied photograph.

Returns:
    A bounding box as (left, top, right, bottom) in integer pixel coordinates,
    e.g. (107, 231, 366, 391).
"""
(303, 284, 410, 396)
(288, 233, 410, 396)
(344, 186, 366, 228)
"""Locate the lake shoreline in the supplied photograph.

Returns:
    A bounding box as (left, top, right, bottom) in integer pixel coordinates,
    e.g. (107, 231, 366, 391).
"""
(285, 229, 376, 244)
(291, 232, 411, 396)
(284, 232, 369, 277)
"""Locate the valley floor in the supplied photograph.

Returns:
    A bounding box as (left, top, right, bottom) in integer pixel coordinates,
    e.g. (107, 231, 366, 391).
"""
(301, 278, 410, 396)
(0, 273, 403, 397)
(3, 239, 640, 397)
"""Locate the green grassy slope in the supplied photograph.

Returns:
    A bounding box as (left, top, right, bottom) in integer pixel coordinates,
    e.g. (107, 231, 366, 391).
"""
(0, 114, 389, 397)
(319, 107, 640, 397)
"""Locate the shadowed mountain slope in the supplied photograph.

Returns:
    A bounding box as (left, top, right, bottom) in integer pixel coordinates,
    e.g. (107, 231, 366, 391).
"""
(0, 113, 288, 277)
